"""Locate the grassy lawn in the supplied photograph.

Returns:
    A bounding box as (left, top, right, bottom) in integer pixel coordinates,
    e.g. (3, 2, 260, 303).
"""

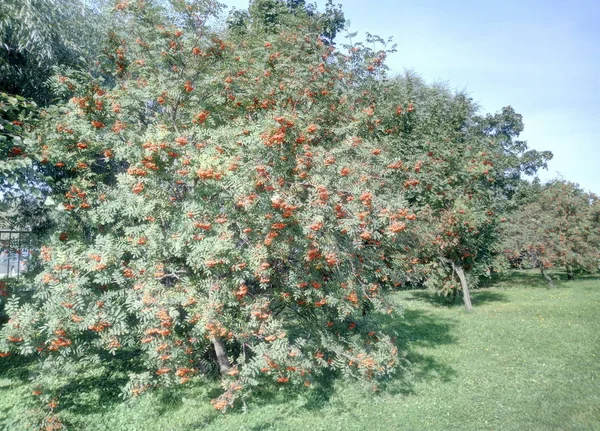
(1, 271, 599, 430)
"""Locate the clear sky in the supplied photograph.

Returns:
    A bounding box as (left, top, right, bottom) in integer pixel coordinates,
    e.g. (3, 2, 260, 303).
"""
(220, 0, 600, 193)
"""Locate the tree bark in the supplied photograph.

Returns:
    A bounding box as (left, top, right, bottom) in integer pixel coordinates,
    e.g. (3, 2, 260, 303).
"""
(452, 261, 472, 312)
(566, 265, 574, 280)
(540, 266, 554, 287)
(212, 337, 231, 373)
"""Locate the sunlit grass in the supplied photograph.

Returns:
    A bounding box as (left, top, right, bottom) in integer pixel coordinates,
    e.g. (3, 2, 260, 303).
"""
(1, 271, 599, 430)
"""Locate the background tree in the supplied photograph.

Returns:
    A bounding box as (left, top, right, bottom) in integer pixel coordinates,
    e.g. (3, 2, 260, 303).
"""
(0, 93, 41, 212)
(227, 0, 344, 43)
(0, 0, 115, 238)
(502, 180, 599, 285)
(364, 72, 552, 310)
(0, 0, 110, 105)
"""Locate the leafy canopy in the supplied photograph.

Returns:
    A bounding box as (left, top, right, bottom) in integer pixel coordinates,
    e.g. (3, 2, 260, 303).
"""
(1, 0, 410, 425)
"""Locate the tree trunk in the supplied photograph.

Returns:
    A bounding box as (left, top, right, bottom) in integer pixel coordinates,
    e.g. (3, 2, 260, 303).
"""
(452, 261, 472, 312)
(566, 265, 574, 280)
(540, 267, 554, 287)
(212, 337, 231, 373)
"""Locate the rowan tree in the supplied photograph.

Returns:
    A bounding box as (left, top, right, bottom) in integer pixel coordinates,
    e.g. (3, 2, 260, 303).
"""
(0, 1, 412, 426)
(362, 73, 551, 310)
(502, 180, 599, 285)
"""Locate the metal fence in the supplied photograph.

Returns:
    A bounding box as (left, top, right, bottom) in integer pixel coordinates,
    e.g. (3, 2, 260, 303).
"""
(0, 230, 36, 279)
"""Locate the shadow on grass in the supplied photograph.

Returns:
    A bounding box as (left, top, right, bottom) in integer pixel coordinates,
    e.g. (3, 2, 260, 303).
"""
(0, 353, 38, 381)
(378, 308, 458, 396)
(56, 350, 148, 416)
(179, 306, 461, 431)
(1, 307, 465, 427)
(487, 269, 600, 289)
(403, 289, 508, 309)
(226, 306, 460, 417)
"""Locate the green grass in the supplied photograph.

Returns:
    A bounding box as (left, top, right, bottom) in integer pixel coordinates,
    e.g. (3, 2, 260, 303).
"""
(2, 271, 599, 430)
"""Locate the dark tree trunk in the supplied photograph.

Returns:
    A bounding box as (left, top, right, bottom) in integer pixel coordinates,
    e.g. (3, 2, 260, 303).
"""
(452, 261, 472, 312)
(566, 265, 574, 280)
(212, 337, 231, 373)
(540, 267, 554, 287)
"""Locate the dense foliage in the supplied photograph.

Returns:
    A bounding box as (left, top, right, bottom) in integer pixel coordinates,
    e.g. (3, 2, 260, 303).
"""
(0, 0, 109, 105)
(363, 75, 552, 308)
(0, 93, 40, 209)
(1, 1, 408, 427)
(502, 181, 600, 284)
(1, 0, 116, 233)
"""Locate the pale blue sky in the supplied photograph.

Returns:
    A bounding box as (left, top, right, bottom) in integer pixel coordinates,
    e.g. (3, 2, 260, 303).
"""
(221, 0, 599, 193)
